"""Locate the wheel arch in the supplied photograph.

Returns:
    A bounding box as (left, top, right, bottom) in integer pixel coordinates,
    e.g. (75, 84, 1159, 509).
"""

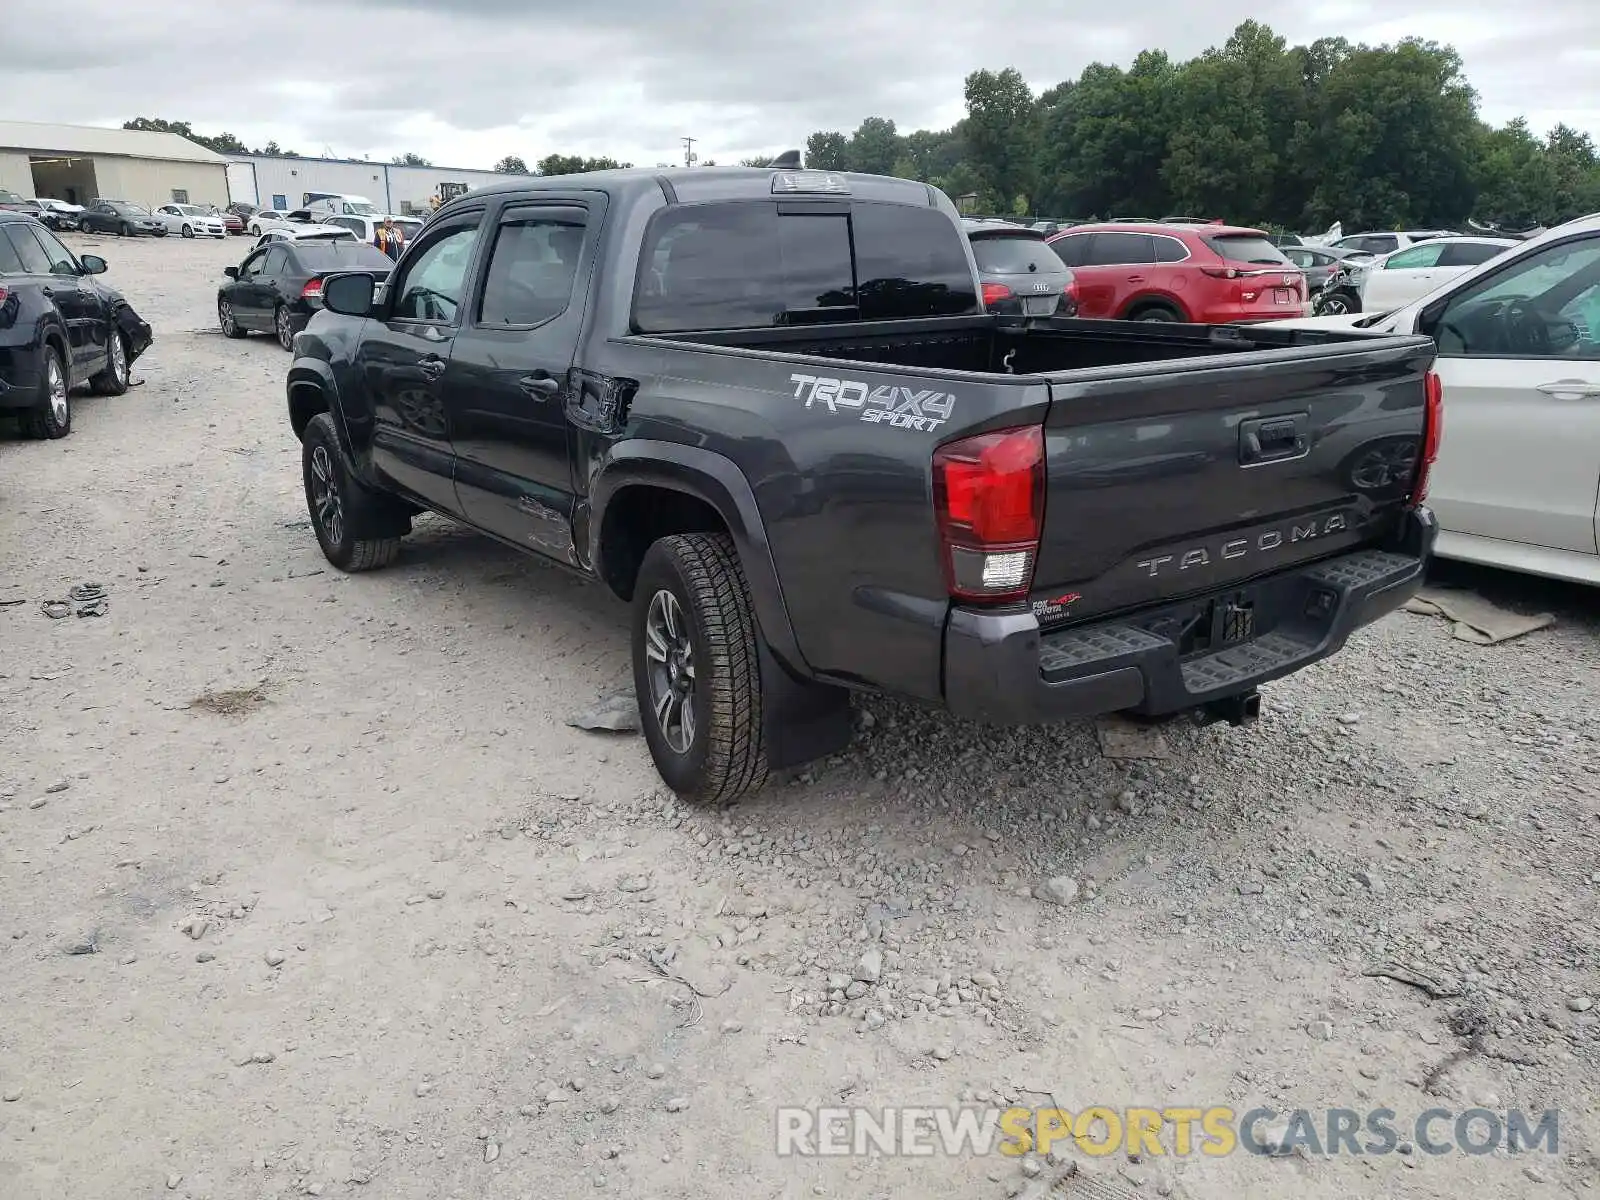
(591, 442, 807, 674)
(1120, 292, 1190, 321)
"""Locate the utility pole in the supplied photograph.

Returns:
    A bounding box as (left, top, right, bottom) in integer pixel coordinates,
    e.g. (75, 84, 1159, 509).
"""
(681, 137, 698, 168)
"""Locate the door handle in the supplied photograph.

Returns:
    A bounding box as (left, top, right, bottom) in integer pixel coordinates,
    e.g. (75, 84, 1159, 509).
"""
(1127, 275, 1146, 283)
(1535, 379, 1600, 399)
(519, 373, 561, 400)
(418, 355, 446, 381)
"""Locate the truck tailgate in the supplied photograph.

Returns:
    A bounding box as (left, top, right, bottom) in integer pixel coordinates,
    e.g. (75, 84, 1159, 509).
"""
(1033, 334, 1437, 622)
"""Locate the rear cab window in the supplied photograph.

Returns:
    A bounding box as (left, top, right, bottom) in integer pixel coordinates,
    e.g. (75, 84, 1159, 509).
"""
(1203, 234, 1290, 265)
(969, 235, 1067, 275)
(632, 200, 977, 332)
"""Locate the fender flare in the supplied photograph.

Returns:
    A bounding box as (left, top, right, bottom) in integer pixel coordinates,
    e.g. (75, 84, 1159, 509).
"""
(591, 441, 809, 674)
(286, 360, 359, 463)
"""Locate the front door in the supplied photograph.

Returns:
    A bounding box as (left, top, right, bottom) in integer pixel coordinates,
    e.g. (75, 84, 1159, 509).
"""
(446, 200, 600, 557)
(361, 209, 486, 512)
(1427, 232, 1600, 558)
(3, 222, 100, 373)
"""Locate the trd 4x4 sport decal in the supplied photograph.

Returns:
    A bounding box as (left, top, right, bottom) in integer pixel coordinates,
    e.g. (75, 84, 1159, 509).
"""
(789, 373, 955, 433)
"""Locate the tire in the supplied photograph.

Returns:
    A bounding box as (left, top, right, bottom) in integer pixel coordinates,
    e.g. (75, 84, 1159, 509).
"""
(21, 346, 71, 440)
(181, 224, 194, 238)
(119, 222, 131, 237)
(632, 533, 770, 804)
(301, 412, 405, 572)
(1130, 303, 1181, 322)
(274, 305, 295, 351)
(1318, 290, 1359, 316)
(218, 297, 246, 338)
(89, 328, 130, 396)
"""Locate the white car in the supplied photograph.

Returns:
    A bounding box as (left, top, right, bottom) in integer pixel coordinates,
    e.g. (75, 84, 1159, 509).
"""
(248, 209, 317, 236)
(1274, 214, 1600, 585)
(155, 204, 227, 238)
(253, 225, 357, 246)
(1327, 229, 1459, 257)
(1358, 237, 1516, 312)
(31, 198, 85, 230)
(313, 213, 424, 247)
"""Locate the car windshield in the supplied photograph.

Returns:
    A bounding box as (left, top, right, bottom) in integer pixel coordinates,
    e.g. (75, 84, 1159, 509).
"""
(1205, 234, 1290, 265)
(115, 203, 150, 215)
(970, 234, 1067, 275)
(177, 205, 206, 215)
(346, 202, 379, 216)
(0, 189, 24, 203)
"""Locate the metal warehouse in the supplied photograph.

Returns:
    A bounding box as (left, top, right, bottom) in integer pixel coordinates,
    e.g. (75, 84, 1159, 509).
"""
(0, 120, 229, 209)
(225, 154, 510, 216)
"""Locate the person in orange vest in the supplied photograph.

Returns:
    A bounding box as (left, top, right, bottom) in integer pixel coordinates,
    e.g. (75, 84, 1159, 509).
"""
(374, 216, 405, 260)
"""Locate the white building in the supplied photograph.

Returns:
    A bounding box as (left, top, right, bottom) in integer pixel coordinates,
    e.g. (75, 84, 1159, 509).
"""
(0, 120, 229, 210)
(226, 154, 511, 215)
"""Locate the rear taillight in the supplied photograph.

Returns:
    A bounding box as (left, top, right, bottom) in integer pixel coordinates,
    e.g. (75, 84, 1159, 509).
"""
(1061, 280, 1080, 315)
(981, 281, 1013, 306)
(932, 426, 1045, 602)
(301, 278, 324, 299)
(1411, 369, 1443, 505)
(1200, 266, 1241, 279)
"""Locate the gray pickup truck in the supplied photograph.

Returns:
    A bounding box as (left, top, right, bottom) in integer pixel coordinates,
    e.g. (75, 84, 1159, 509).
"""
(285, 163, 1440, 802)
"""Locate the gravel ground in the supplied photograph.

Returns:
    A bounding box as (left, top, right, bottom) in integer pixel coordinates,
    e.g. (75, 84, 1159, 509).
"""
(2, 233, 1597, 1200)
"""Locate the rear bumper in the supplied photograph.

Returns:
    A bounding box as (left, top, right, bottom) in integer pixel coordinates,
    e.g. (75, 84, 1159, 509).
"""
(944, 508, 1436, 724)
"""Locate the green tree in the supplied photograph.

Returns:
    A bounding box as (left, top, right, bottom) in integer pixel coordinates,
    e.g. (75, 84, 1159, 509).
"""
(963, 68, 1036, 209)
(392, 152, 432, 167)
(805, 131, 848, 170)
(537, 154, 629, 176)
(123, 117, 247, 156)
(494, 155, 529, 173)
(845, 117, 901, 175)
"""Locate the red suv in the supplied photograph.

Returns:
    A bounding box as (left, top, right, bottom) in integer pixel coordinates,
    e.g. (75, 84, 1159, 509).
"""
(1045, 223, 1307, 323)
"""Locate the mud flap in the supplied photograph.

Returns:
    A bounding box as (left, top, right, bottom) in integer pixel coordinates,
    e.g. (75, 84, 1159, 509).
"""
(757, 639, 851, 771)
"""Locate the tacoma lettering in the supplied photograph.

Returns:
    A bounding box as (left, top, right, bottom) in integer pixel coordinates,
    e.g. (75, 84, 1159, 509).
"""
(1135, 515, 1350, 577)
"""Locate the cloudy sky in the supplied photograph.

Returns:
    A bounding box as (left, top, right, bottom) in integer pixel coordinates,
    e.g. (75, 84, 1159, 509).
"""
(9, 0, 1598, 170)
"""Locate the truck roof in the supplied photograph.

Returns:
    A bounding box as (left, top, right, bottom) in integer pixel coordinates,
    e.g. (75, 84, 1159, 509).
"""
(431, 167, 943, 218)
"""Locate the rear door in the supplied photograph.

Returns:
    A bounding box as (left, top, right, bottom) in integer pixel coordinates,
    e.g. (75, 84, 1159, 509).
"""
(1363, 243, 1446, 310)
(1064, 232, 1157, 318)
(447, 199, 601, 555)
(1424, 232, 1600, 557)
(359, 207, 486, 511)
(1032, 334, 1437, 621)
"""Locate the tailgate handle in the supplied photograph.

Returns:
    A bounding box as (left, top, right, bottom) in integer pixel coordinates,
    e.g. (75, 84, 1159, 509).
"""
(1239, 414, 1309, 465)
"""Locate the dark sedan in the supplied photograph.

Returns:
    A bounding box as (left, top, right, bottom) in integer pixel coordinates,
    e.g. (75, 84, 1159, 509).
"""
(1282, 245, 1361, 294)
(963, 220, 1078, 317)
(79, 201, 168, 237)
(217, 236, 393, 350)
(0, 211, 153, 438)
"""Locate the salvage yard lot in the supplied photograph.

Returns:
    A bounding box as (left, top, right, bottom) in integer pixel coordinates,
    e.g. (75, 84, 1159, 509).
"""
(2, 234, 1598, 1199)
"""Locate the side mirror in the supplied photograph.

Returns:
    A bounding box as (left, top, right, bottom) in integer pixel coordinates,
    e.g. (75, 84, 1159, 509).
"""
(223, 266, 239, 279)
(322, 271, 376, 317)
(79, 254, 107, 275)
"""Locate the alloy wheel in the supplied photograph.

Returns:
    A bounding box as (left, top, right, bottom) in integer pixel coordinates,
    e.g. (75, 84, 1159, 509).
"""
(643, 589, 697, 754)
(276, 307, 294, 350)
(308, 444, 345, 548)
(218, 299, 236, 336)
(47, 354, 68, 426)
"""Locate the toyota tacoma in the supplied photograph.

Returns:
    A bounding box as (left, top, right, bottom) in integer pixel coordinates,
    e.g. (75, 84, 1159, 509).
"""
(284, 162, 1440, 802)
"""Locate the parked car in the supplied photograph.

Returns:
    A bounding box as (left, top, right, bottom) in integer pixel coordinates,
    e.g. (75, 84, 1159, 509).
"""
(1275, 214, 1600, 585)
(155, 203, 227, 239)
(79, 201, 168, 237)
(248, 209, 304, 236)
(227, 202, 257, 222)
(32, 198, 84, 231)
(1328, 229, 1457, 256)
(254, 226, 358, 247)
(1268, 233, 1304, 247)
(313, 212, 425, 247)
(0, 210, 153, 438)
(219, 236, 393, 350)
(1357, 236, 1516, 313)
(286, 165, 1436, 801)
(1282, 245, 1362, 294)
(0, 188, 32, 212)
(204, 205, 245, 236)
(1046, 222, 1307, 322)
(962, 220, 1077, 317)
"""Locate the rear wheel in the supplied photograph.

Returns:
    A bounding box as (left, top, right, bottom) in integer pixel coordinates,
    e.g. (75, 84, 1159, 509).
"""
(302, 413, 406, 572)
(118, 222, 131, 237)
(632, 533, 770, 804)
(21, 347, 71, 440)
(1318, 289, 1359, 316)
(1129, 303, 1181, 322)
(89, 328, 130, 395)
(181, 224, 194, 238)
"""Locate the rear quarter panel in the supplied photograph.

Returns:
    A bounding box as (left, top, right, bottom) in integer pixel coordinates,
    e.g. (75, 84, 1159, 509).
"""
(591, 336, 1049, 700)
